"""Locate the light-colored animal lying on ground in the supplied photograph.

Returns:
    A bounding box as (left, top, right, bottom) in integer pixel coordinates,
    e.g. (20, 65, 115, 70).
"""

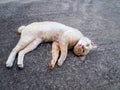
(6, 21, 97, 69)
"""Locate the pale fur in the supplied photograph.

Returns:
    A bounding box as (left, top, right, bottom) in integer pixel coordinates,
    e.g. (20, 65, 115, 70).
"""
(6, 21, 97, 69)
(17, 25, 26, 33)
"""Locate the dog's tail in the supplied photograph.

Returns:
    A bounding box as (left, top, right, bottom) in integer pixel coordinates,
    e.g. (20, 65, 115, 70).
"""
(18, 25, 26, 34)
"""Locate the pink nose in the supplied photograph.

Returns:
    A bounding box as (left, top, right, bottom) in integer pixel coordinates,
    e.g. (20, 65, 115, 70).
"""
(78, 44, 84, 48)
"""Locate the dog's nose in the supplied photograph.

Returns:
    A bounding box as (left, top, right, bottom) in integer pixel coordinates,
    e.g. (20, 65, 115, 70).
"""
(79, 44, 84, 48)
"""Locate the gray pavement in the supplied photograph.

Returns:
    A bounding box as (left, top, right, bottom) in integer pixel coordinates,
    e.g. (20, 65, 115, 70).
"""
(0, 0, 120, 90)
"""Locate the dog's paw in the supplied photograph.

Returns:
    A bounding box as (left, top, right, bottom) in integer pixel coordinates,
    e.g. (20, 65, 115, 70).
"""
(17, 64, 24, 69)
(48, 63, 54, 70)
(57, 61, 63, 66)
(6, 62, 13, 68)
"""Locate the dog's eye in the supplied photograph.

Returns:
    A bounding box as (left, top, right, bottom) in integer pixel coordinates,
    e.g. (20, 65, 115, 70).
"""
(86, 44, 90, 47)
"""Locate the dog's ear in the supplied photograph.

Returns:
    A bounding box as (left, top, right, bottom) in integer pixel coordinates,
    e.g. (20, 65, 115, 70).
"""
(73, 45, 84, 56)
(91, 42, 97, 49)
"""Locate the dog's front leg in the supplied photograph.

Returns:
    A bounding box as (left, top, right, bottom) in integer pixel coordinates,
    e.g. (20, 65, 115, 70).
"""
(49, 42, 60, 69)
(57, 42, 68, 66)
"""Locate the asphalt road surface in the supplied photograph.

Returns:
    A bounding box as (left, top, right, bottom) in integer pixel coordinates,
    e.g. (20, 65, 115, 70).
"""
(0, 0, 120, 90)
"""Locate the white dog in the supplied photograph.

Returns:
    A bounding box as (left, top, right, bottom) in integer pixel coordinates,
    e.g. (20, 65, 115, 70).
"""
(6, 21, 97, 69)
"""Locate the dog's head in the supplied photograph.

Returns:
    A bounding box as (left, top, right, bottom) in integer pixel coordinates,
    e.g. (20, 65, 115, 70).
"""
(73, 37, 97, 57)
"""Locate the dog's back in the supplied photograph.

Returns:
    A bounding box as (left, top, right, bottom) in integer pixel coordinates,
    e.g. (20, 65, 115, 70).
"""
(19, 21, 83, 42)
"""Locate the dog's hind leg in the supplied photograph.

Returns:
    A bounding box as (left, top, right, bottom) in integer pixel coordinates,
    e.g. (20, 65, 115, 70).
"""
(6, 36, 35, 68)
(17, 38, 42, 69)
(49, 42, 60, 69)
